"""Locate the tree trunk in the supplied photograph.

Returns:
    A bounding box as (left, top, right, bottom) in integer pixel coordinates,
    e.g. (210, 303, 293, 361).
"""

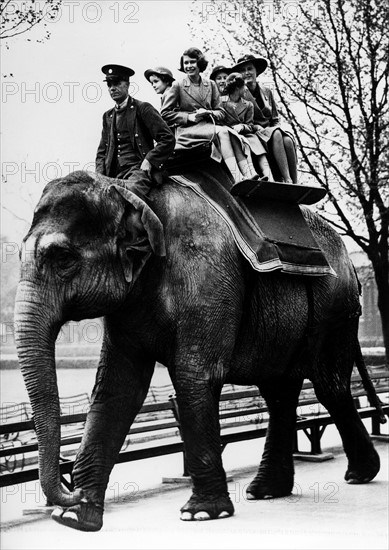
(374, 265, 389, 365)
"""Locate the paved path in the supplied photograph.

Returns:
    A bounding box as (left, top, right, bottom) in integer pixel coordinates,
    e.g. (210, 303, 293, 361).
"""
(1, 426, 388, 550)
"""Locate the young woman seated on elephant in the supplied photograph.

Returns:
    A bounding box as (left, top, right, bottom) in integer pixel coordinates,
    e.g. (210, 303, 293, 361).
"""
(161, 47, 257, 182)
(221, 72, 274, 181)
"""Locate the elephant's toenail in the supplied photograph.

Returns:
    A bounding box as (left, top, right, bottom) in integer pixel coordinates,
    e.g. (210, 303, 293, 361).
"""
(194, 511, 211, 520)
(218, 511, 230, 518)
(51, 508, 63, 519)
(63, 511, 78, 521)
(180, 512, 193, 521)
(347, 478, 369, 484)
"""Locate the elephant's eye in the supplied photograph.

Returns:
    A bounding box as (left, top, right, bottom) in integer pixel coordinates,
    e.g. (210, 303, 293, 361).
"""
(44, 245, 80, 279)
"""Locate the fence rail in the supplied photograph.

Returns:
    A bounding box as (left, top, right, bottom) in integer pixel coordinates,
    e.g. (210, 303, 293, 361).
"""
(1, 368, 388, 489)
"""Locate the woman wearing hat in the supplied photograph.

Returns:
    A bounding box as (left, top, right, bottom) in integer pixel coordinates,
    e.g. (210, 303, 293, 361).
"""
(144, 66, 175, 107)
(209, 65, 230, 95)
(231, 54, 298, 184)
(161, 47, 255, 181)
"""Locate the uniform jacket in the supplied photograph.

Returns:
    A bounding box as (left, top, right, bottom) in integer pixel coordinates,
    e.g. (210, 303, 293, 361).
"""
(95, 96, 175, 176)
(242, 84, 280, 128)
(161, 76, 224, 127)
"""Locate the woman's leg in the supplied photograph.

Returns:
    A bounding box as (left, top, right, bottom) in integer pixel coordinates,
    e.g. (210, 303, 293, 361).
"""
(256, 154, 274, 180)
(269, 129, 292, 183)
(216, 128, 242, 182)
(283, 136, 298, 184)
(230, 136, 257, 179)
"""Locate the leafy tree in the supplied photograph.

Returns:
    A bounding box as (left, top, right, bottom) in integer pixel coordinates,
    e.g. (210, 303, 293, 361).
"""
(191, 0, 389, 359)
(0, 0, 62, 45)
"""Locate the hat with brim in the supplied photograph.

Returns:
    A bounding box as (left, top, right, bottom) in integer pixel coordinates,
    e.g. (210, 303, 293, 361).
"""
(144, 66, 175, 82)
(209, 65, 231, 81)
(231, 54, 268, 75)
(102, 64, 135, 82)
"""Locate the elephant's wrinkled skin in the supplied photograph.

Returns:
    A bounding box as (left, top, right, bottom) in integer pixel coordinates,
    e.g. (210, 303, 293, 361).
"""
(15, 170, 380, 531)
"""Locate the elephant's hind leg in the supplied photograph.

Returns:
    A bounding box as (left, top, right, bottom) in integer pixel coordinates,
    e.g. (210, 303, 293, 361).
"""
(312, 327, 380, 484)
(313, 381, 380, 484)
(246, 377, 303, 500)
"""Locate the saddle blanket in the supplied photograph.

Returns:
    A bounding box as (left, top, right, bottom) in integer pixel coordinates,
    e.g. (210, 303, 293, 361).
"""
(169, 162, 336, 277)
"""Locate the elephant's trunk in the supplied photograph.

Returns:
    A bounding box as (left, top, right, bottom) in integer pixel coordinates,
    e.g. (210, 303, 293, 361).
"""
(14, 280, 82, 507)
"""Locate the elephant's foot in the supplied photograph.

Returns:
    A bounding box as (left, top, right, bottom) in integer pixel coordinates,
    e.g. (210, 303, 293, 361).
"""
(180, 492, 234, 521)
(51, 498, 103, 532)
(345, 449, 380, 484)
(246, 465, 294, 500)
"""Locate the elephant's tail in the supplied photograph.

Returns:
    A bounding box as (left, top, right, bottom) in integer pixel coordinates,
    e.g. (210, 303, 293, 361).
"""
(355, 341, 387, 424)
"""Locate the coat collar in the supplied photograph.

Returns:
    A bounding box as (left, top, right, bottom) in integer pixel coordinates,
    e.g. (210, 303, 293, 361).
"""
(182, 76, 210, 88)
(107, 96, 136, 118)
(235, 101, 247, 116)
(115, 96, 129, 110)
(252, 84, 270, 105)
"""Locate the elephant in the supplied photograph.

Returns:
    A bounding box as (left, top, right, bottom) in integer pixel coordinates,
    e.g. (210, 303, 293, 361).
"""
(14, 169, 381, 532)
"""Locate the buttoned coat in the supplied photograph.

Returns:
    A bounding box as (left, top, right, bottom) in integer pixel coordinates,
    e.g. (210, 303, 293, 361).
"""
(220, 96, 266, 157)
(242, 84, 280, 129)
(95, 96, 175, 176)
(161, 76, 224, 127)
(220, 97, 255, 132)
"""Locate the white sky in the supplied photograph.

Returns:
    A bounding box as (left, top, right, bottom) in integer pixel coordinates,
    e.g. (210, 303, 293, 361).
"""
(0, 0, 360, 253)
(1, 0, 198, 239)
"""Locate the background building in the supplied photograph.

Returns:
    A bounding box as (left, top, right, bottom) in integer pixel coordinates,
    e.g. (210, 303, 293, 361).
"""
(350, 251, 383, 347)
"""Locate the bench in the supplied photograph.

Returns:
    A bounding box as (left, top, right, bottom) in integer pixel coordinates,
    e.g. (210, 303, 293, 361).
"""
(0, 401, 32, 474)
(1, 367, 388, 490)
(0, 394, 91, 479)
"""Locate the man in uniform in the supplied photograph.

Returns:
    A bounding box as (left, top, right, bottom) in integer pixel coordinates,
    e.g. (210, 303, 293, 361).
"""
(96, 64, 175, 197)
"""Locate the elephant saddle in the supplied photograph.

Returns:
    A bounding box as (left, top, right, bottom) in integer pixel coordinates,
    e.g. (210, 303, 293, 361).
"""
(168, 159, 336, 277)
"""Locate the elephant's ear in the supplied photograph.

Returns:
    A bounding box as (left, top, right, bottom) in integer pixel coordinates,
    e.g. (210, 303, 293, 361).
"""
(110, 184, 166, 283)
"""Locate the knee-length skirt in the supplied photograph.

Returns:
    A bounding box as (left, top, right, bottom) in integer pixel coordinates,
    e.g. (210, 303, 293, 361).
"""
(255, 125, 295, 150)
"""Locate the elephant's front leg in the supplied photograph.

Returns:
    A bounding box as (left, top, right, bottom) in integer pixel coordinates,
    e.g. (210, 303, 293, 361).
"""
(52, 349, 155, 531)
(173, 369, 234, 521)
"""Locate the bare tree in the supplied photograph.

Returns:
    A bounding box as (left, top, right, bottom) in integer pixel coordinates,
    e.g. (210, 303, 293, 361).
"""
(0, 0, 62, 45)
(191, 0, 389, 359)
